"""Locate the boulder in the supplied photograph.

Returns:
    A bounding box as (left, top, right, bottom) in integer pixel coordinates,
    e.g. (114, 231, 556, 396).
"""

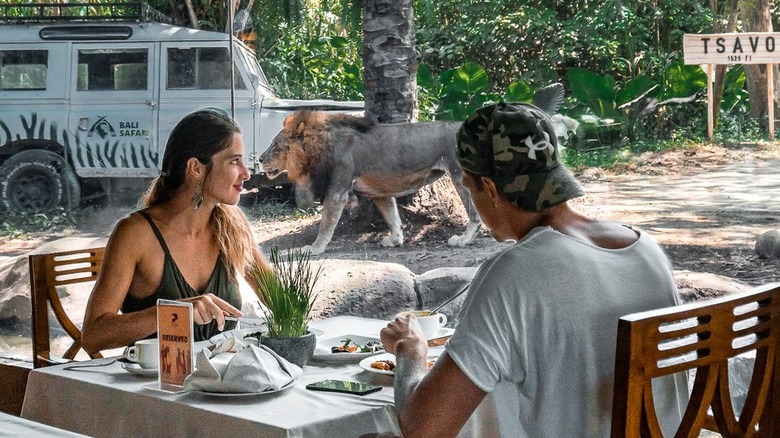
(310, 259, 417, 320)
(755, 229, 780, 259)
(414, 267, 477, 327)
(673, 270, 750, 303)
(0, 237, 105, 324)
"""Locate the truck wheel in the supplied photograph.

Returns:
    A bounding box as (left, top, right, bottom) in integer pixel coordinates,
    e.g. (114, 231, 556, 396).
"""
(0, 150, 81, 212)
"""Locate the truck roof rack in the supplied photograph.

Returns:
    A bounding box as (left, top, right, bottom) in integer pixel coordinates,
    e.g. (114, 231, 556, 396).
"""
(0, 2, 171, 25)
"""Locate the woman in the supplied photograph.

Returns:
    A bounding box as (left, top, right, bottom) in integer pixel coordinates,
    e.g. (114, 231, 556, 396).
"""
(82, 109, 269, 353)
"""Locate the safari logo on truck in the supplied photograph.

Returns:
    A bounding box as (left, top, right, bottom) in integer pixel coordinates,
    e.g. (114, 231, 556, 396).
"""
(87, 116, 117, 139)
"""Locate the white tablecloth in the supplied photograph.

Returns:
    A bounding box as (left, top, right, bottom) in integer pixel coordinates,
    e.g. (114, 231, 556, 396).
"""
(0, 411, 89, 437)
(21, 316, 498, 438)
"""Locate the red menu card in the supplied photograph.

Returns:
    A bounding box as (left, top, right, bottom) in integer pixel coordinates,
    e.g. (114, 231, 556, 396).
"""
(156, 299, 194, 391)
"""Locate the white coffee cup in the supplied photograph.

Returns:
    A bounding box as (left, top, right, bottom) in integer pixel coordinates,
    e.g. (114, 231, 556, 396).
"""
(124, 339, 159, 369)
(397, 310, 448, 340)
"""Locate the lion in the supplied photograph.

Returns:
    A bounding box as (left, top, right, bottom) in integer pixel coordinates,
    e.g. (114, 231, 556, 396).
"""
(259, 111, 483, 255)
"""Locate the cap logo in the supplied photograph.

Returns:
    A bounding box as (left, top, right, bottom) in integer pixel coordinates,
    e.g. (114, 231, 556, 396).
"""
(524, 132, 555, 161)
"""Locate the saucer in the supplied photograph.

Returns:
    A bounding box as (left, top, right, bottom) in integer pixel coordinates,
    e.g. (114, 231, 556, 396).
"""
(121, 362, 158, 377)
(426, 327, 455, 340)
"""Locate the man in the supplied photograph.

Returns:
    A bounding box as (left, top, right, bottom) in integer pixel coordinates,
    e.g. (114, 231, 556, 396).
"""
(380, 102, 688, 437)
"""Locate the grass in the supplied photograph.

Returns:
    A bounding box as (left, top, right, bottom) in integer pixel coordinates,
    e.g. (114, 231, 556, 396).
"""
(250, 246, 323, 338)
(563, 138, 705, 171)
(0, 208, 77, 239)
(242, 199, 320, 223)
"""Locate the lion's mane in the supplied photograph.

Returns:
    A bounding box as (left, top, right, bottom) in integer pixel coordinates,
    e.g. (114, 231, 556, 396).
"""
(282, 110, 375, 201)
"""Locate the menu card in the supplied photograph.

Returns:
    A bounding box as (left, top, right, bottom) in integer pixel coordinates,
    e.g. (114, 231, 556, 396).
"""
(156, 299, 194, 392)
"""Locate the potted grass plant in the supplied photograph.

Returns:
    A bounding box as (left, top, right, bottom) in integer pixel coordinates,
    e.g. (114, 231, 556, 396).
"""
(250, 246, 322, 367)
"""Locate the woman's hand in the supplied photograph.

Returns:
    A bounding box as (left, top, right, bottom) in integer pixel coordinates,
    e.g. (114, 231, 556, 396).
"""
(181, 293, 242, 331)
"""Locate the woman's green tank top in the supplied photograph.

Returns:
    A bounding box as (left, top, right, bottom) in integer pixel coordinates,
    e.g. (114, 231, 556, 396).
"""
(121, 211, 241, 342)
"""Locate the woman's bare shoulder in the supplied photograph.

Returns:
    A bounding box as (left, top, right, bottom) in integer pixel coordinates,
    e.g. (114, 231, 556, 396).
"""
(107, 211, 156, 247)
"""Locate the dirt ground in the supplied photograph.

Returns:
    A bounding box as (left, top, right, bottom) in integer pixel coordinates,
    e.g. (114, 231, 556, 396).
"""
(253, 142, 780, 289)
(2, 142, 779, 295)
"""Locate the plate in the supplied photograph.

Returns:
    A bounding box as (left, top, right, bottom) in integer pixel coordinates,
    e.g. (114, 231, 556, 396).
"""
(311, 334, 385, 363)
(121, 362, 158, 377)
(359, 347, 445, 376)
(191, 381, 294, 397)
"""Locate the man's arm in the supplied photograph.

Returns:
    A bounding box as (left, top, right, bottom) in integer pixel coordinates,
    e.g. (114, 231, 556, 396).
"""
(382, 316, 487, 438)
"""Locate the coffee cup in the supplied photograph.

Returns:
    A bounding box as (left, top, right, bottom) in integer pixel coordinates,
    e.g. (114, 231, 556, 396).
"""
(124, 339, 159, 369)
(396, 310, 448, 339)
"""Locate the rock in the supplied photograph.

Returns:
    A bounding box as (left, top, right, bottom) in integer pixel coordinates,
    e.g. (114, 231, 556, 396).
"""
(755, 230, 780, 259)
(414, 267, 477, 327)
(674, 270, 749, 303)
(0, 237, 105, 324)
(310, 259, 417, 320)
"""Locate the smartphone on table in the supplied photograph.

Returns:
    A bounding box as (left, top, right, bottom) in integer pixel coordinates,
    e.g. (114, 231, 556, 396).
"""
(305, 379, 382, 396)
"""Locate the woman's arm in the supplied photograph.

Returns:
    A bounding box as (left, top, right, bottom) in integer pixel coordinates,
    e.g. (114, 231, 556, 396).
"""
(81, 216, 158, 353)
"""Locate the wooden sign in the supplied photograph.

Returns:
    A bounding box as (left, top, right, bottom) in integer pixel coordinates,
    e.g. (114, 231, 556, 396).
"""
(683, 32, 776, 141)
(684, 33, 780, 65)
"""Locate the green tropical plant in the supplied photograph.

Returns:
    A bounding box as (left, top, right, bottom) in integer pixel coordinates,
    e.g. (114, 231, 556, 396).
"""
(251, 247, 322, 338)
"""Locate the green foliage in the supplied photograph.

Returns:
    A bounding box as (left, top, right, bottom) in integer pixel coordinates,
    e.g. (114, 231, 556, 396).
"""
(261, 32, 363, 100)
(0, 208, 75, 239)
(253, 0, 364, 100)
(417, 61, 535, 122)
(251, 247, 322, 338)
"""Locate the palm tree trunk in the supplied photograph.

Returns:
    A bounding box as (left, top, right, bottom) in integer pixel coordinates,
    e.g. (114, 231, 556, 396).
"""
(363, 0, 418, 123)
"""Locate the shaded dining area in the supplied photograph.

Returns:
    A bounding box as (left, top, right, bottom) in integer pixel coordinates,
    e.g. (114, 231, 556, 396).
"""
(0, 239, 777, 437)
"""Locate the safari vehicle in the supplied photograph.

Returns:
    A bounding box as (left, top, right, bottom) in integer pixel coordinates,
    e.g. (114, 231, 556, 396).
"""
(0, 2, 362, 211)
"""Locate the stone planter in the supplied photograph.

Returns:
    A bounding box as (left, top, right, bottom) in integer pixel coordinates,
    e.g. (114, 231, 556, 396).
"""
(260, 330, 317, 368)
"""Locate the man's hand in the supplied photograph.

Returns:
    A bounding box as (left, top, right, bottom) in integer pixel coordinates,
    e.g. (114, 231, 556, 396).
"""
(380, 314, 429, 365)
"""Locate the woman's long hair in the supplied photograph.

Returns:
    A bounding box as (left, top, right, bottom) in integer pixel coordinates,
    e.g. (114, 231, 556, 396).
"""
(141, 109, 262, 279)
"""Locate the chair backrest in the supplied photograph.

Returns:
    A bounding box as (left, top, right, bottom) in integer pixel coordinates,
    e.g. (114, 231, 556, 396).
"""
(611, 283, 780, 437)
(29, 247, 105, 368)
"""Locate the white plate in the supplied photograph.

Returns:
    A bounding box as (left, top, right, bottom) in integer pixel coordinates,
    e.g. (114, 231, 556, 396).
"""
(311, 334, 385, 363)
(191, 381, 294, 397)
(359, 348, 445, 376)
(121, 362, 158, 377)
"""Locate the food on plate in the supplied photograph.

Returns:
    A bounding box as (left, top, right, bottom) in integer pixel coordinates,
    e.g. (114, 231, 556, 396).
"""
(370, 358, 437, 372)
(331, 338, 384, 354)
(370, 359, 396, 371)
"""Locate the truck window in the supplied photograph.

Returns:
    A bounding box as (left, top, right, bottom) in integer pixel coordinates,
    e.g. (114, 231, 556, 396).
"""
(77, 48, 148, 91)
(167, 47, 246, 90)
(0, 50, 48, 90)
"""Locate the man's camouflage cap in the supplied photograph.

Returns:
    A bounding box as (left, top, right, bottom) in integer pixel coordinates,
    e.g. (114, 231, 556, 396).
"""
(457, 102, 583, 212)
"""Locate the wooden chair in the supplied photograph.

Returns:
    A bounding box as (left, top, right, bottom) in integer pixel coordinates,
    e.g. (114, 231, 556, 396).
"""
(611, 283, 780, 437)
(29, 247, 105, 368)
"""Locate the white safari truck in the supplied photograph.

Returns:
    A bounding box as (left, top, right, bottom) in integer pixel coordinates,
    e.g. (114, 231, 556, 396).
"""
(0, 2, 362, 211)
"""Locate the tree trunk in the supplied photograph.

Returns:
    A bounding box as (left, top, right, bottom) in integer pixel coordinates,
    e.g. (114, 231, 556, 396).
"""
(363, 0, 418, 123)
(710, 0, 740, 128)
(742, 0, 779, 131)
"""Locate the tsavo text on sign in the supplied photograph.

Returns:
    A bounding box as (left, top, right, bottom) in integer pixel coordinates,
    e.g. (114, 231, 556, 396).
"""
(684, 33, 780, 65)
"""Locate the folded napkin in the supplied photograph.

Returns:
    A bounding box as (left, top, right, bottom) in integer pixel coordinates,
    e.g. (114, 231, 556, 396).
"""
(184, 337, 302, 393)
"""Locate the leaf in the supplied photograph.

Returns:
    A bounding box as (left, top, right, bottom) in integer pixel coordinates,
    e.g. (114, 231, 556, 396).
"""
(451, 62, 489, 95)
(504, 82, 533, 103)
(329, 36, 350, 49)
(616, 75, 656, 106)
(567, 68, 619, 118)
(664, 63, 707, 99)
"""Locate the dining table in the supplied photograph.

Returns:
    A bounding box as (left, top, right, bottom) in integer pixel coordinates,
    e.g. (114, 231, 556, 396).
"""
(20, 316, 499, 438)
(0, 411, 89, 437)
